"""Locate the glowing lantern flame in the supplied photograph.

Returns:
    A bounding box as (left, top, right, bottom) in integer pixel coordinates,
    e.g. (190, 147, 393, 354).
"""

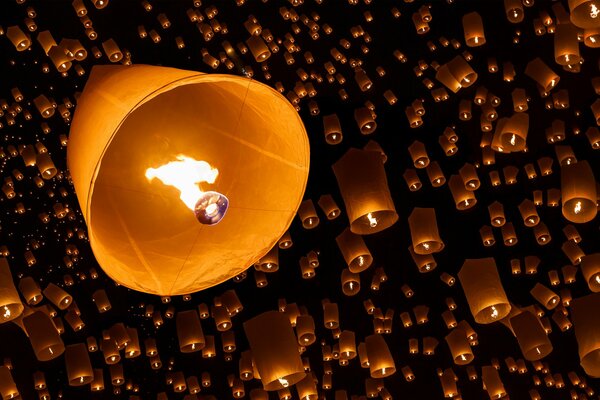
(145, 155, 229, 225)
(574, 201, 582, 214)
(2, 306, 10, 319)
(591, 4, 599, 18)
(278, 377, 289, 387)
(490, 306, 499, 319)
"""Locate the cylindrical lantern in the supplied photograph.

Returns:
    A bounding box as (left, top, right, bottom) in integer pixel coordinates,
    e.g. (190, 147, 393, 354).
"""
(510, 311, 553, 360)
(530, 283, 560, 310)
(323, 114, 342, 145)
(445, 328, 474, 365)
(572, 293, 600, 377)
(482, 366, 507, 399)
(582, 254, 600, 292)
(458, 258, 511, 324)
(408, 141, 429, 168)
(569, 0, 600, 29)
(554, 23, 580, 65)
(365, 334, 395, 378)
(243, 311, 305, 391)
(341, 269, 360, 296)
(42, 283, 72, 310)
(317, 195, 341, 220)
(176, 310, 205, 352)
(525, 58, 559, 92)
(336, 228, 372, 273)
(296, 315, 316, 346)
(23, 311, 64, 361)
(332, 149, 398, 234)
(562, 241, 585, 264)
(561, 161, 597, 223)
(463, 12, 486, 46)
(298, 199, 319, 229)
(0, 258, 23, 324)
(449, 175, 477, 209)
(65, 343, 93, 386)
(0, 366, 18, 399)
(68, 65, 309, 295)
(408, 208, 444, 254)
(354, 107, 376, 135)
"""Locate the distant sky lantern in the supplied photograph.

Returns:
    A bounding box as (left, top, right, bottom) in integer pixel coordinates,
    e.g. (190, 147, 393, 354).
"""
(408, 208, 444, 255)
(462, 12, 486, 47)
(525, 58, 560, 92)
(510, 311, 553, 360)
(68, 65, 309, 295)
(561, 161, 597, 223)
(458, 258, 511, 324)
(243, 311, 305, 391)
(332, 149, 398, 235)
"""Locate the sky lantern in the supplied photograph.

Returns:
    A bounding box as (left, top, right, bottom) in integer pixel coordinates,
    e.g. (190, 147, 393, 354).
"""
(68, 65, 309, 295)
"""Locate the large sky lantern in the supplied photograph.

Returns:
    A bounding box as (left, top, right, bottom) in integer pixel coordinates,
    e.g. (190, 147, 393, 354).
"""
(68, 65, 309, 295)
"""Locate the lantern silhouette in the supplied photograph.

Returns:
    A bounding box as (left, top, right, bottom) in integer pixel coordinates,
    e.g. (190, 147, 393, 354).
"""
(332, 149, 398, 234)
(23, 311, 65, 361)
(0, 367, 18, 399)
(561, 161, 597, 223)
(445, 328, 474, 365)
(482, 366, 507, 399)
(408, 208, 444, 255)
(365, 334, 395, 378)
(65, 343, 94, 386)
(177, 310, 205, 352)
(510, 311, 553, 360)
(458, 258, 511, 324)
(581, 254, 600, 292)
(0, 258, 24, 323)
(463, 12, 485, 46)
(571, 293, 600, 377)
(68, 65, 309, 295)
(243, 311, 305, 391)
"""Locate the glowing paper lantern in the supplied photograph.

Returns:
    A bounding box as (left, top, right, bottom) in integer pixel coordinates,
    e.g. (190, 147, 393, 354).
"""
(0, 258, 23, 324)
(365, 334, 395, 378)
(462, 12, 486, 47)
(332, 149, 398, 234)
(571, 293, 600, 377)
(561, 161, 597, 223)
(581, 254, 600, 292)
(243, 311, 305, 391)
(68, 65, 309, 295)
(510, 311, 553, 361)
(458, 258, 511, 324)
(569, 0, 600, 29)
(408, 208, 444, 255)
(23, 311, 65, 361)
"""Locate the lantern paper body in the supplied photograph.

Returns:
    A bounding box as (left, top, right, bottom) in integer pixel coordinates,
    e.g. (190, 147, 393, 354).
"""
(68, 65, 309, 295)
(561, 161, 597, 223)
(458, 258, 511, 324)
(332, 149, 398, 235)
(572, 293, 600, 377)
(408, 208, 445, 255)
(510, 311, 553, 361)
(365, 334, 396, 378)
(243, 311, 305, 391)
(23, 311, 65, 361)
(0, 258, 24, 324)
(582, 254, 600, 292)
